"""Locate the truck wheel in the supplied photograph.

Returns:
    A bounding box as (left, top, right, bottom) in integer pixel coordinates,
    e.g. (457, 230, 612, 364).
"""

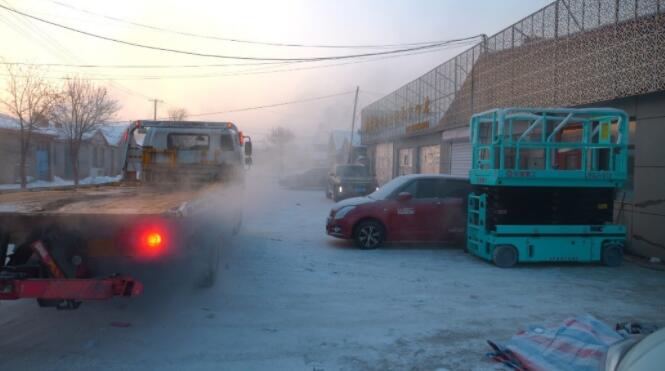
(231, 209, 243, 236)
(493, 245, 518, 268)
(354, 220, 385, 249)
(197, 244, 220, 288)
(41, 229, 89, 278)
(602, 241, 623, 267)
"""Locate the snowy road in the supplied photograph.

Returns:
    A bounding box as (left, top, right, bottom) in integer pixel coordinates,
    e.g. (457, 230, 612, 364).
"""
(1, 172, 665, 370)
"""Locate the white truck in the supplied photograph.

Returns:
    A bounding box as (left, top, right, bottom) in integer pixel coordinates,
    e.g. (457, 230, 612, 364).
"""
(0, 120, 252, 309)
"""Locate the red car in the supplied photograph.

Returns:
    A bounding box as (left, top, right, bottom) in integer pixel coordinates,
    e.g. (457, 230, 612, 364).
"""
(326, 174, 470, 248)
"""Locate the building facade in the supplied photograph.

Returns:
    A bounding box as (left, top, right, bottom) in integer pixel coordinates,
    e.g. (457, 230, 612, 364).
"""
(0, 113, 127, 185)
(360, 0, 665, 258)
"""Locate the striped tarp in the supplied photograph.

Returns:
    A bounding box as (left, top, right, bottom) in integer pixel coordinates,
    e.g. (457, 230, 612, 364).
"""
(490, 314, 625, 371)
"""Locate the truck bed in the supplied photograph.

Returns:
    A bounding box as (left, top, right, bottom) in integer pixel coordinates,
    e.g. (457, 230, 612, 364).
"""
(0, 183, 228, 243)
(0, 183, 215, 215)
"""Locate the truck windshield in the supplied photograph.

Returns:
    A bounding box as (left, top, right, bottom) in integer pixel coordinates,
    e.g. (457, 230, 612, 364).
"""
(167, 133, 210, 150)
(336, 165, 368, 177)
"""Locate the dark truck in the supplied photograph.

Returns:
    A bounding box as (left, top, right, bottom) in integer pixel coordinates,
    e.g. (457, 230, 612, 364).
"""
(0, 120, 252, 309)
(325, 164, 377, 202)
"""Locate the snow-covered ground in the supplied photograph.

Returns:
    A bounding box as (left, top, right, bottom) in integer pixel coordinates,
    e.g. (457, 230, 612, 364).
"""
(0, 169, 664, 370)
(0, 175, 121, 191)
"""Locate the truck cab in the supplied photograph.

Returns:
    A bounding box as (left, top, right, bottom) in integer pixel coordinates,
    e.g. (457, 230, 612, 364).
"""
(124, 120, 252, 184)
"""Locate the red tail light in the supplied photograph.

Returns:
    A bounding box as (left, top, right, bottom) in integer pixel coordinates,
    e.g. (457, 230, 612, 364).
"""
(144, 232, 163, 250)
(134, 224, 169, 260)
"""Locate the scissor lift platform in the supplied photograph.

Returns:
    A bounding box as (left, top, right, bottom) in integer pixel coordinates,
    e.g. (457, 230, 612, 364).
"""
(466, 108, 629, 267)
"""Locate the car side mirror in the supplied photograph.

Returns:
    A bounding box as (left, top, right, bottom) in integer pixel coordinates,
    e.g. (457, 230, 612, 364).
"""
(244, 141, 252, 156)
(397, 192, 412, 202)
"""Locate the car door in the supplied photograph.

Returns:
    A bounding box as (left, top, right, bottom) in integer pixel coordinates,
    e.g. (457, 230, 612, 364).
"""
(386, 178, 440, 241)
(435, 179, 470, 242)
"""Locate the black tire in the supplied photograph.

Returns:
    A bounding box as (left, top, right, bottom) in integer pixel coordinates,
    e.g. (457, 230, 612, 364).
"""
(197, 242, 221, 288)
(325, 186, 331, 199)
(493, 245, 518, 268)
(332, 188, 341, 202)
(231, 209, 243, 236)
(354, 220, 385, 249)
(41, 228, 89, 278)
(602, 241, 623, 267)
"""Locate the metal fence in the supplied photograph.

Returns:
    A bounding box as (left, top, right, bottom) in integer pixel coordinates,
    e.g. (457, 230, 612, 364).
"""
(361, 0, 665, 144)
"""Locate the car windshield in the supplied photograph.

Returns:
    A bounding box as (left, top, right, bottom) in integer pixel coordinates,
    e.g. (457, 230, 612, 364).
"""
(336, 165, 368, 177)
(367, 176, 410, 200)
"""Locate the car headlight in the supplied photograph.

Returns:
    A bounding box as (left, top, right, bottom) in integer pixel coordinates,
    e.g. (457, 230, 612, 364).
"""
(334, 205, 355, 219)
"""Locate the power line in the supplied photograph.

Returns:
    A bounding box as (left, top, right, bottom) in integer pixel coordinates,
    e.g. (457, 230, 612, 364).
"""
(0, 4, 482, 61)
(0, 60, 292, 69)
(166, 90, 355, 119)
(48, 0, 470, 50)
(0, 38, 477, 81)
(0, 0, 159, 103)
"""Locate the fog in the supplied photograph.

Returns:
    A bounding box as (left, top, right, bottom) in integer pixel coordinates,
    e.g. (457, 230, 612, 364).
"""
(0, 0, 552, 143)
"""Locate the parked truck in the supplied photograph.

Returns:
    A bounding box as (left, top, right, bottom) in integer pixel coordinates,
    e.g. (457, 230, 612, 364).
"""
(0, 120, 252, 309)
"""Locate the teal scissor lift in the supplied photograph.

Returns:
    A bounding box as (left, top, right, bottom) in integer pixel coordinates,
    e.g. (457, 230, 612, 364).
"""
(466, 108, 629, 267)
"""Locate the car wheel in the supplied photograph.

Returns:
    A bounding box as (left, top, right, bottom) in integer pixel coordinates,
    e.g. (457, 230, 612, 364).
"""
(602, 241, 623, 267)
(325, 186, 331, 199)
(354, 220, 385, 249)
(332, 189, 341, 202)
(493, 245, 518, 268)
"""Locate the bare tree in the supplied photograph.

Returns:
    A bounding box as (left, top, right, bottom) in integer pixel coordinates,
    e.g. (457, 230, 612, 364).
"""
(267, 126, 295, 176)
(52, 78, 119, 186)
(1, 64, 56, 188)
(167, 107, 188, 121)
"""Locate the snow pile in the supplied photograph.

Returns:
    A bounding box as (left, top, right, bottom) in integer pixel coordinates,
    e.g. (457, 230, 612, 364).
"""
(100, 122, 130, 146)
(0, 175, 121, 190)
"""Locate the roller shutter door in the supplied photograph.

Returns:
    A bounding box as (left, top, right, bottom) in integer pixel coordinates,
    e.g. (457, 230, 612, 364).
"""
(450, 141, 472, 177)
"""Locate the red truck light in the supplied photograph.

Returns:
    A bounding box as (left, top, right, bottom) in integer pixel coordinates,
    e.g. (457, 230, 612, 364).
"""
(138, 228, 166, 258)
(145, 232, 163, 249)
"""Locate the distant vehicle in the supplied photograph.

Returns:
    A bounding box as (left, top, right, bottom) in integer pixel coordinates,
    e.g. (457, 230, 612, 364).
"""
(325, 164, 376, 202)
(279, 167, 328, 189)
(326, 174, 470, 249)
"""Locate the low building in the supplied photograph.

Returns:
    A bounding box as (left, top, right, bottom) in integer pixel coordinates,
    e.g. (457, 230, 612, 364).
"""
(0, 113, 58, 184)
(0, 113, 128, 185)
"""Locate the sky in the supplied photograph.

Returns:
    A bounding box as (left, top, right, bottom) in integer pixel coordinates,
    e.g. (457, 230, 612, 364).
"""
(0, 0, 552, 142)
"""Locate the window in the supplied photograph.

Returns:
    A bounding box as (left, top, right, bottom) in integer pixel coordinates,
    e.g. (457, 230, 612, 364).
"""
(415, 179, 438, 198)
(220, 133, 234, 151)
(167, 133, 210, 150)
(336, 165, 368, 177)
(398, 178, 438, 199)
(438, 179, 470, 198)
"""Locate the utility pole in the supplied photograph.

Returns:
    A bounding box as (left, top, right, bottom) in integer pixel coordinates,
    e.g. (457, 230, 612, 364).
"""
(150, 99, 163, 120)
(348, 86, 359, 164)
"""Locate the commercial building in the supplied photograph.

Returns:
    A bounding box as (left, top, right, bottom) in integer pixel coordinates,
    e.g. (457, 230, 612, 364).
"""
(360, 0, 665, 258)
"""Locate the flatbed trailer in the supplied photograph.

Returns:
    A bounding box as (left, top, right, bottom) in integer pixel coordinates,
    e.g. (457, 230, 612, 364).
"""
(0, 120, 251, 308)
(0, 182, 238, 308)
